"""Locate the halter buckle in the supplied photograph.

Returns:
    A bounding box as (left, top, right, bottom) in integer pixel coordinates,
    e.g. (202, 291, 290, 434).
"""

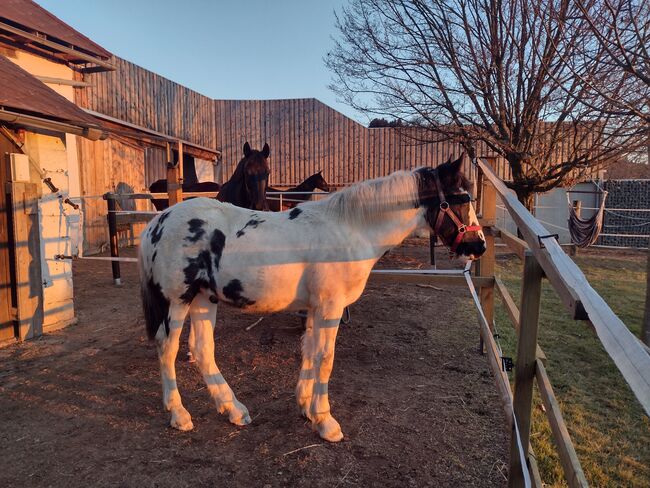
(458, 225, 467, 234)
(439, 201, 449, 210)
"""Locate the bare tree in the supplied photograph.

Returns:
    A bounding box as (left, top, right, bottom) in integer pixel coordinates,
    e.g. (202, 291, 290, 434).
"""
(327, 0, 646, 209)
(573, 0, 649, 124)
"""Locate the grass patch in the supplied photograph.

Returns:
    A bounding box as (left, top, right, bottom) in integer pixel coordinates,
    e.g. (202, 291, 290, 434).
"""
(494, 250, 650, 487)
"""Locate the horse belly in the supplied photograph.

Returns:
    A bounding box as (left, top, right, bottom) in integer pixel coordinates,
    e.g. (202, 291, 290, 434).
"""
(216, 262, 308, 313)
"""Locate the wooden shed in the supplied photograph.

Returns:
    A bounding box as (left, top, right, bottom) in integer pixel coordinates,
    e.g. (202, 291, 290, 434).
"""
(0, 0, 112, 342)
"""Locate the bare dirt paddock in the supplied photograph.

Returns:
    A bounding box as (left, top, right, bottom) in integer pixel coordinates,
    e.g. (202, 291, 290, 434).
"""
(0, 239, 507, 487)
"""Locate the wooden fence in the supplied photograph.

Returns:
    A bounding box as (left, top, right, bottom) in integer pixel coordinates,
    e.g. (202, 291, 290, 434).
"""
(75, 56, 216, 150)
(475, 158, 650, 487)
(214, 98, 508, 186)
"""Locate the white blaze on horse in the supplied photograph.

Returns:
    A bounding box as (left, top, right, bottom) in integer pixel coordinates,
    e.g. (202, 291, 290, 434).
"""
(138, 155, 486, 442)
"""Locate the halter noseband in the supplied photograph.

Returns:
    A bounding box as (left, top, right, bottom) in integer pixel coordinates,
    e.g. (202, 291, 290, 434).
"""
(431, 169, 482, 255)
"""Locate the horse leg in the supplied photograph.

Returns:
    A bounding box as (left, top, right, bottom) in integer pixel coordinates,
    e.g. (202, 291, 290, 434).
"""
(189, 293, 251, 426)
(296, 310, 315, 417)
(156, 301, 193, 431)
(298, 305, 344, 442)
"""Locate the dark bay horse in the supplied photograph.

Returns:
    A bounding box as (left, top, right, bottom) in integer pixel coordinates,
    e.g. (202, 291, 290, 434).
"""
(266, 170, 330, 211)
(149, 180, 220, 211)
(138, 155, 486, 442)
(217, 142, 270, 211)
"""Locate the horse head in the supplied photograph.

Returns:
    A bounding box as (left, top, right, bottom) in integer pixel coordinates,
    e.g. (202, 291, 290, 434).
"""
(311, 170, 330, 192)
(241, 142, 270, 211)
(417, 155, 486, 261)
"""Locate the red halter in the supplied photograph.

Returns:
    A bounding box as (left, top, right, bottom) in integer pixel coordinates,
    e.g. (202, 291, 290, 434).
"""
(432, 170, 482, 255)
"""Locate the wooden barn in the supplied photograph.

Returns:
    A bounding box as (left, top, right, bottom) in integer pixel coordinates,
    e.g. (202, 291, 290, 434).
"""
(0, 0, 111, 341)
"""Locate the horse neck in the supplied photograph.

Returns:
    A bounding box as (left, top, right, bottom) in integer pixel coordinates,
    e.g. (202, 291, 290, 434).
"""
(291, 179, 313, 192)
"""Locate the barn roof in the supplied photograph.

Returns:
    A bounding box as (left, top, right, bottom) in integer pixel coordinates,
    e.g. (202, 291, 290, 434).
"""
(0, 0, 113, 71)
(0, 54, 106, 139)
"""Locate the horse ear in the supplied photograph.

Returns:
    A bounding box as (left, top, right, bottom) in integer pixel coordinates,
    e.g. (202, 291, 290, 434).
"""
(450, 153, 464, 174)
(262, 143, 270, 158)
(243, 142, 251, 157)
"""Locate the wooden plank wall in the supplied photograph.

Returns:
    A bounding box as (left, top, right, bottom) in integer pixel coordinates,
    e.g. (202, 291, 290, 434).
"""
(77, 136, 151, 254)
(76, 56, 216, 150)
(214, 98, 506, 187)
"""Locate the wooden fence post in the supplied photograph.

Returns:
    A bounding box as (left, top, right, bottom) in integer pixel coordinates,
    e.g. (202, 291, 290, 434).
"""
(105, 193, 121, 286)
(476, 157, 497, 352)
(509, 250, 544, 488)
(166, 141, 182, 206)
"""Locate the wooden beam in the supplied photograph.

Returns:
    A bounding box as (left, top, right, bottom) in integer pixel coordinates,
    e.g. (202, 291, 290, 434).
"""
(369, 270, 494, 288)
(34, 76, 93, 87)
(0, 21, 115, 70)
(494, 277, 546, 364)
(509, 251, 544, 488)
(536, 359, 589, 488)
(478, 158, 650, 417)
(476, 156, 497, 353)
(495, 226, 529, 261)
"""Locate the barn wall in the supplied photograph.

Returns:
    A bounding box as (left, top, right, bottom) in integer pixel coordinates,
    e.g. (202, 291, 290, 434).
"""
(214, 98, 505, 187)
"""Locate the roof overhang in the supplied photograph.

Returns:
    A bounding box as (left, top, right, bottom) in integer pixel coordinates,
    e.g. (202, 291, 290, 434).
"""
(84, 109, 220, 160)
(0, 20, 114, 72)
(0, 108, 107, 141)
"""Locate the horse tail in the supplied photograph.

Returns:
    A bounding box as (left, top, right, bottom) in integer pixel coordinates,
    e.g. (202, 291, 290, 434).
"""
(138, 242, 170, 341)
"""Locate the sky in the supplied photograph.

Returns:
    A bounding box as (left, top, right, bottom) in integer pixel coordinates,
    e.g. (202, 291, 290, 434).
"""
(35, 0, 367, 123)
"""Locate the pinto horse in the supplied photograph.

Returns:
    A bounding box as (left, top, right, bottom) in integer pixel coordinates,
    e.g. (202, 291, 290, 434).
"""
(217, 142, 270, 211)
(266, 170, 330, 211)
(148, 180, 220, 211)
(138, 155, 486, 442)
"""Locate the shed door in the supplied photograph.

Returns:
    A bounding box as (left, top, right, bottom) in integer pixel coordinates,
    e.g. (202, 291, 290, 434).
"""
(0, 136, 15, 341)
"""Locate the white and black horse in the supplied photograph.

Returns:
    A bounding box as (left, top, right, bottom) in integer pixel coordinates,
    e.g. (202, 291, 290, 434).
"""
(138, 155, 486, 442)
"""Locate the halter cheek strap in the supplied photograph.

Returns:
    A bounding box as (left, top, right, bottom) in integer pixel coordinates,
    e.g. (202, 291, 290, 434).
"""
(432, 170, 482, 255)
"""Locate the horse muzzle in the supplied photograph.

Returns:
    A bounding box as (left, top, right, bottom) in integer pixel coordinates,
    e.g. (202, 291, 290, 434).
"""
(455, 240, 487, 261)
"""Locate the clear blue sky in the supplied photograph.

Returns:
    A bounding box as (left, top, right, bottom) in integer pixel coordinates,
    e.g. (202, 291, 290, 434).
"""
(35, 0, 367, 123)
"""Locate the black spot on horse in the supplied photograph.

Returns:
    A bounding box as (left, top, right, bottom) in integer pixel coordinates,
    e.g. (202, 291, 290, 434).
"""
(152, 250, 157, 262)
(179, 250, 216, 304)
(223, 279, 256, 308)
(185, 218, 207, 243)
(289, 208, 302, 220)
(236, 218, 266, 238)
(150, 210, 172, 245)
(210, 229, 226, 270)
(142, 277, 170, 339)
(209, 295, 219, 304)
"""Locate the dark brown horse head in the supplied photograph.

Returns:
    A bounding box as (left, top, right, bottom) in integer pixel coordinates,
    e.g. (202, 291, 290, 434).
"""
(309, 170, 330, 192)
(242, 142, 270, 211)
(218, 142, 270, 210)
(417, 154, 486, 261)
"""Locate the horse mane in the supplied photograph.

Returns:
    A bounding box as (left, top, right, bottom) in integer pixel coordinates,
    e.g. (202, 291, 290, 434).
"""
(319, 170, 419, 224)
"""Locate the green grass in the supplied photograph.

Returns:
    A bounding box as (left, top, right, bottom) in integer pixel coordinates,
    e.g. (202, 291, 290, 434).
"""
(495, 251, 650, 487)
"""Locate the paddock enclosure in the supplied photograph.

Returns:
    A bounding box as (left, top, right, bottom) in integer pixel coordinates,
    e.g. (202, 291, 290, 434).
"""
(1, 2, 649, 487)
(0, 242, 510, 487)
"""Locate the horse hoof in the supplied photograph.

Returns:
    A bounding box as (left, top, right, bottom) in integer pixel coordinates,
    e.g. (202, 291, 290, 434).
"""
(170, 408, 194, 431)
(227, 400, 251, 426)
(316, 415, 344, 443)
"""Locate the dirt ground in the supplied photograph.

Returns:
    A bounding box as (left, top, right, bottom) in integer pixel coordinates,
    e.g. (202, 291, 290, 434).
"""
(0, 239, 508, 487)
